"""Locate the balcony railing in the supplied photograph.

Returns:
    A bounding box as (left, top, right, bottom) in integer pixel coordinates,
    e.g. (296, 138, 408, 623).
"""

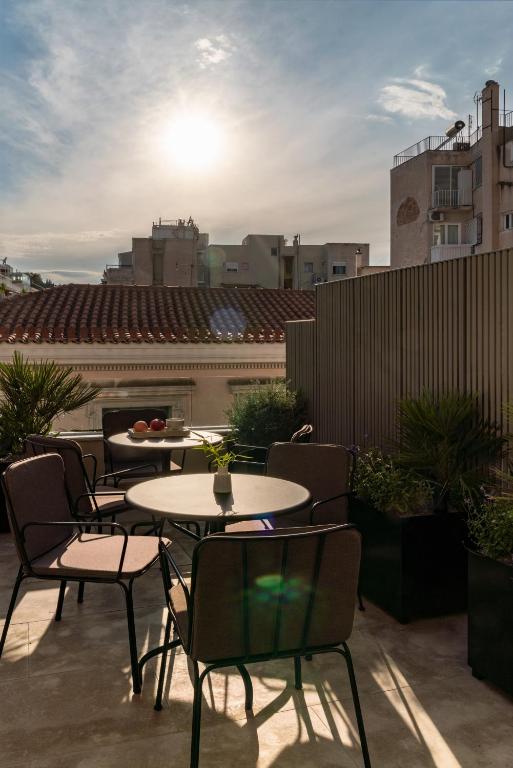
(431, 244, 472, 263)
(393, 130, 478, 167)
(432, 188, 472, 208)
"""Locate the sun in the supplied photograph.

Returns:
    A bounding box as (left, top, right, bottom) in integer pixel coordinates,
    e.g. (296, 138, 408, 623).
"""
(162, 112, 225, 172)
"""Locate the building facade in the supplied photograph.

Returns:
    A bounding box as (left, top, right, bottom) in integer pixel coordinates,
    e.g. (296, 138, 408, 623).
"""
(104, 224, 373, 289)
(391, 80, 513, 268)
(0, 284, 315, 430)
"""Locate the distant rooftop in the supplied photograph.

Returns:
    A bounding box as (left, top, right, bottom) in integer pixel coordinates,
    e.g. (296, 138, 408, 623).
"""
(0, 284, 315, 344)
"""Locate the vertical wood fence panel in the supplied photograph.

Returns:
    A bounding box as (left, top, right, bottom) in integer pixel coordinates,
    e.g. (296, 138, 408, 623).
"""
(286, 249, 513, 447)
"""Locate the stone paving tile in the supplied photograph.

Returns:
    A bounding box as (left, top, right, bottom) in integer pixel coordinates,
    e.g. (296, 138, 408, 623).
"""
(1, 532, 513, 768)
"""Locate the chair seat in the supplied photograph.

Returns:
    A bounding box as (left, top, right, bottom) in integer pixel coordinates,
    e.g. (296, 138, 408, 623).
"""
(92, 487, 129, 515)
(32, 533, 171, 579)
(224, 518, 274, 533)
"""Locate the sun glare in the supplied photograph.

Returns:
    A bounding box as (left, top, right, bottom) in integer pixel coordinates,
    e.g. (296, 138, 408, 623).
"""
(162, 112, 225, 172)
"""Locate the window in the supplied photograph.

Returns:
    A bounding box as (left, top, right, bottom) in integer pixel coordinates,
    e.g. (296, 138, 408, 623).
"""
(271, 247, 278, 257)
(224, 261, 239, 272)
(504, 212, 513, 231)
(473, 156, 482, 188)
(241, 262, 249, 270)
(433, 166, 463, 206)
(304, 262, 314, 273)
(433, 223, 460, 246)
(476, 215, 483, 244)
(332, 263, 347, 276)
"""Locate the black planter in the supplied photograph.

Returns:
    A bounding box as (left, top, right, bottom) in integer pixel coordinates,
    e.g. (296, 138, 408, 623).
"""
(468, 549, 513, 695)
(0, 458, 12, 533)
(349, 498, 467, 623)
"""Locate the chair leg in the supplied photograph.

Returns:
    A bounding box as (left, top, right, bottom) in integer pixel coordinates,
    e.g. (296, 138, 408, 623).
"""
(77, 582, 85, 604)
(236, 664, 253, 709)
(294, 656, 302, 690)
(341, 643, 372, 768)
(0, 566, 24, 658)
(55, 581, 66, 621)
(357, 588, 365, 612)
(121, 580, 141, 694)
(154, 613, 173, 711)
(191, 662, 205, 768)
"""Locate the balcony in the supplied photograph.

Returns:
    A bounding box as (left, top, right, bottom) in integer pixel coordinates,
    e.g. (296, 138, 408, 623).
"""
(432, 188, 472, 208)
(430, 244, 473, 262)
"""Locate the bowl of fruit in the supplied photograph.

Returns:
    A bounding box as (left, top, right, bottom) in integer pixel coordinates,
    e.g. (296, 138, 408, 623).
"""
(128, 418, 190, 439)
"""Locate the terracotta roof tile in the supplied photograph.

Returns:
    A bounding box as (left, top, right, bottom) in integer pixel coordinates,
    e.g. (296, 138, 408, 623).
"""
(0, 285, 315, 345)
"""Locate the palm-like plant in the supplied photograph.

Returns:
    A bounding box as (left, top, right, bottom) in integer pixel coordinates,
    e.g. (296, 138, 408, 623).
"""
(395, 390, 506, 513)
(0, 351, 100, 457)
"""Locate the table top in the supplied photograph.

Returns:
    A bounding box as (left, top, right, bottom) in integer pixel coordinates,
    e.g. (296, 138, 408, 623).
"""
(125, 472, 311, 522)
(107, 429, 223, 452)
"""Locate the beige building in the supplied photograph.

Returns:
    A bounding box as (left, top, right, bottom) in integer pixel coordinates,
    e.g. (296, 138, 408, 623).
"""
(104, 225, 373, 289)
(391, 80, 513, 268)
(0, 284, 315, 431)
(103, 219, 209, 287)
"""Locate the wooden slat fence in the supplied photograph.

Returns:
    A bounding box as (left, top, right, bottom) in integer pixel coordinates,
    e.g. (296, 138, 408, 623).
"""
(286, 249, 513, 447)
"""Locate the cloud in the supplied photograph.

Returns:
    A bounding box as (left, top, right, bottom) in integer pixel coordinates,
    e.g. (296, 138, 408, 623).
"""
(365, 114, 393, 124)
(378, 78, 456, 120)
(195, 35, 235, 68)
(484, 58, 502, 77)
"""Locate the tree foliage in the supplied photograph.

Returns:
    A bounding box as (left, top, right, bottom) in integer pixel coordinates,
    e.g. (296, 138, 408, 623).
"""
(0, 351, 100, 457)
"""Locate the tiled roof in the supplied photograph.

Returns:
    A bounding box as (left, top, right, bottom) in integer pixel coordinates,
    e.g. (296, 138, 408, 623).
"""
(0, 285, 315, 344)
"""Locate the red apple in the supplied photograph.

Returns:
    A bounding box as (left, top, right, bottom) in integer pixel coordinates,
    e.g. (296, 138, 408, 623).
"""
(149, 418, 166, 431)
(133, 420, 149, 432)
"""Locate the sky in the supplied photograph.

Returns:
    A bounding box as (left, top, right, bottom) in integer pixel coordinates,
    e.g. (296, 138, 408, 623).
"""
(0, 0, 512, 283)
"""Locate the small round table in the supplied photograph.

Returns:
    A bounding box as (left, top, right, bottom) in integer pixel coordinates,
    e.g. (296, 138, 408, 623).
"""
(107, 429, 223, 473)
(125, 473, 311, 532)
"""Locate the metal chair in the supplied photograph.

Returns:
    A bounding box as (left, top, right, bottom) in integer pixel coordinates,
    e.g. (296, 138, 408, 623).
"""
(103, 407, 182, 483)
(290, 423, 313, 443)
(0, 453, 170, 693)
(152, 524, 371, 768)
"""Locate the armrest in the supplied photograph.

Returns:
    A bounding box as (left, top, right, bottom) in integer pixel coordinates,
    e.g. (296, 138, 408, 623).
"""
(81, 453, 98, 484)
(74, 490, 126, 519)
(95, 463, 158, 488)
(159, 541, 191, 649)
(310, 491, 353, 524)
(21, 520, 129, 579)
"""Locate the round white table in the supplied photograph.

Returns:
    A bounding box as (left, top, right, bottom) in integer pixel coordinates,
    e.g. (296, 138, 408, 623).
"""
(107, 429, 223, 453)
(125, 472, 311, 532)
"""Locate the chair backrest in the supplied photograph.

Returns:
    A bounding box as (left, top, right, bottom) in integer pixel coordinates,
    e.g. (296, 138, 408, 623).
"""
(102, 408, 167, 470)
(184, 524, 361, 663)
(1, 454, 74, 566)
(26, 434, 92, 517)
(266, 442, 352, 525)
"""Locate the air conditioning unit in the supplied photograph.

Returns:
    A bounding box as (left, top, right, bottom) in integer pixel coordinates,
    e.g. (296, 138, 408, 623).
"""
(429, 211, 445, 222)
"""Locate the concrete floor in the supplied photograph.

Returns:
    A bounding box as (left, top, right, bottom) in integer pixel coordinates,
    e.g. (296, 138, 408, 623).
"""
(1, 528, 512, 768)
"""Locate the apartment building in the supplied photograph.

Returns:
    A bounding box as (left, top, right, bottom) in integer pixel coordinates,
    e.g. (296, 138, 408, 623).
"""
(391, 80, 513, 268)
(104, 224, 372, 289)
(0, 259, 35, 295)
(206, 234, 371, 289)
(103, 218, 209, 287)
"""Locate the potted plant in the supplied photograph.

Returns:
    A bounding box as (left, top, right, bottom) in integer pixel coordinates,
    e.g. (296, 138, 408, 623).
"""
(0, 352, 100, 531)
(196, 439, 249, 494)
(467, 496, 513, 694)
(226, 379, 307, 449)
(351, 391, 505, 623)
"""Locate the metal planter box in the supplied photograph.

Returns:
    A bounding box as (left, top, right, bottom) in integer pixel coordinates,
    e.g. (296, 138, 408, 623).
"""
(350, 498, 467, 623)
(468, 549, 513, 696)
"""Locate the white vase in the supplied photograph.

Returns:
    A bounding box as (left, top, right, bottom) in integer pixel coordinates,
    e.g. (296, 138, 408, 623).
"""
(213, 467, 232, 494)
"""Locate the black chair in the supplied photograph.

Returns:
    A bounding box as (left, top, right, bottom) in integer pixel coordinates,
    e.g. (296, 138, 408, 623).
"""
(152, 524, 371, 768)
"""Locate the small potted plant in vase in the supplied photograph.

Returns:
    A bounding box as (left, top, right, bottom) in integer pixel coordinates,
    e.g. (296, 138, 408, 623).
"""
(196, 440, 249, 494)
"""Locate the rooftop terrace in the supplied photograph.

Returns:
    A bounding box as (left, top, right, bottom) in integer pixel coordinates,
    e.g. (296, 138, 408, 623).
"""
(1, 522, 511, 768)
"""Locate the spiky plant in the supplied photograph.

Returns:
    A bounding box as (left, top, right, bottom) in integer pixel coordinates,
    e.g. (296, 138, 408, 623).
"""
(0, 351, 100, 457)
(395, 390, 505, 513)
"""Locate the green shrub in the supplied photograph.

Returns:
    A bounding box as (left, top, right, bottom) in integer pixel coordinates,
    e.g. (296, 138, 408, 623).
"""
(468, 497, 513, 562)
(0, 351, 100, 457)
(395, 390, 505, 513)
(226, 379, 307, 447)
(354, 448, 431, 517)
